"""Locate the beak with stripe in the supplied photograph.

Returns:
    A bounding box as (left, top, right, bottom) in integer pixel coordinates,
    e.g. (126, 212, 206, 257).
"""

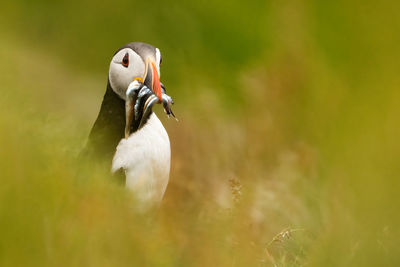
(144, 59, 162, 102)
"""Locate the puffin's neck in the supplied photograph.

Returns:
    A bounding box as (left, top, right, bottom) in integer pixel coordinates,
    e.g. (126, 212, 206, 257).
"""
(83, 81, 152, 161)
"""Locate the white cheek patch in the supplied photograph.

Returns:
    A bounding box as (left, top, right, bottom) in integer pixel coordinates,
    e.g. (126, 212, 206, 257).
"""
(109, 48, 146, 100)
(109, 62, 129, 100)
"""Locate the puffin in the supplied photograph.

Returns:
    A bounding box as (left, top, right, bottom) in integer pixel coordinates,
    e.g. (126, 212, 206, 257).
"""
(83, 42, 175, 207)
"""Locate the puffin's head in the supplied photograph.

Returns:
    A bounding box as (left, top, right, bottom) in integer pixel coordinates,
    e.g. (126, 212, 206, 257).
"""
(108, 42, 162, 101)
(108, 42, 164, 138)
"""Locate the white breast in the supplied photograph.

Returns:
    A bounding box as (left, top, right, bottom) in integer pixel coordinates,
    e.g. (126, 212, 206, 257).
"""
(112, 113, 170, 207)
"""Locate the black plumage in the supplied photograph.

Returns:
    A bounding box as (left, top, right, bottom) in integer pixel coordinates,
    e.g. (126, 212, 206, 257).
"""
(83, 80, 150, 162)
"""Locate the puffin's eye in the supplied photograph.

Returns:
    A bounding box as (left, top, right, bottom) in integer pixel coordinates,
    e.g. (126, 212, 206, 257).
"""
(122, 53, 129, 67)
(160, 56, 162, 66)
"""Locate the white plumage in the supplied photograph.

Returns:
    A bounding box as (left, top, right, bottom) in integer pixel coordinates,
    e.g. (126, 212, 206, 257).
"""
(112, 113, 170, 206)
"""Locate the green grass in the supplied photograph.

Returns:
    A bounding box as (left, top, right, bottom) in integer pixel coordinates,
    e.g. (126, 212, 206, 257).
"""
(0, 1, 399, 266)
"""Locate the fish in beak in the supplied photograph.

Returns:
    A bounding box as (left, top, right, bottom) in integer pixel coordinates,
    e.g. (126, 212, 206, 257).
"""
(124, 77, 143, 138)
(124, 59, 163, 138)
(124, 59, 173, 138)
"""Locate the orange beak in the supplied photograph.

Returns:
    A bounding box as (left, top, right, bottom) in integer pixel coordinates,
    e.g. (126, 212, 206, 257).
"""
(151, 62, 162, 101)
(144, 61, 162, 101)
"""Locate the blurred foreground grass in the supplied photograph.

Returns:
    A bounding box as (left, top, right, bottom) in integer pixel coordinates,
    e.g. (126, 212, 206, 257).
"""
(0, 0, 399, 266)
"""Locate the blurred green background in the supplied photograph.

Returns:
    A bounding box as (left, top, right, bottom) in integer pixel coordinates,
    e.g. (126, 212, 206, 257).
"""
(0, 0, 399, 266)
